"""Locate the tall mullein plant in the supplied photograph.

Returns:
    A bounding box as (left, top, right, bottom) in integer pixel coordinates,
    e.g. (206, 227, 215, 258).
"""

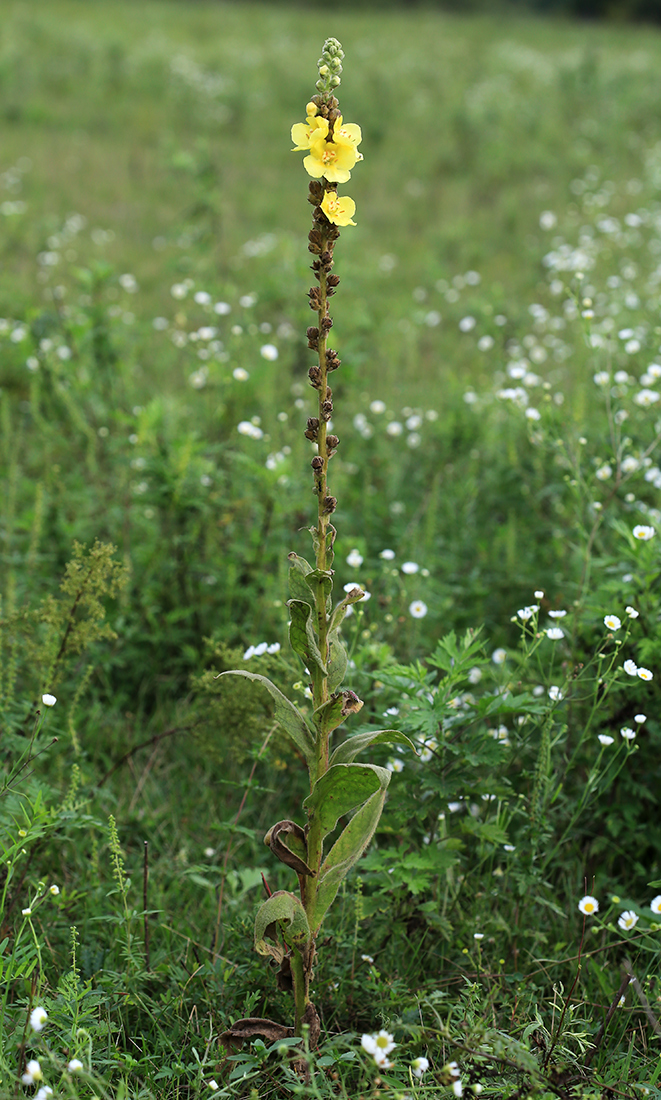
(221, 40, 413, 1045)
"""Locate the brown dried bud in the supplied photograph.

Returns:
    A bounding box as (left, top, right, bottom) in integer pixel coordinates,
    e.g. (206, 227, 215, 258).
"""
(311, 456, 323, 471)
(327, 274, 340, 288)
(320, 250, 333, 267)
(326, 434, 339, 450)
(306, 326, 319, 350)
(322, 495, 337, 514)
(308, 366, 322, 388)
(321, 400, 333, 421)
(326, 350, 340, 371)
(304, 416, 320, 441)
(308, 181, 324, 205)
(320, 316, 333, 332)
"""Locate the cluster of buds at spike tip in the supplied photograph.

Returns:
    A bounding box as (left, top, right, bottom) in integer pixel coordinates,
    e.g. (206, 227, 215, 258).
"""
(316, 37, 343, 94)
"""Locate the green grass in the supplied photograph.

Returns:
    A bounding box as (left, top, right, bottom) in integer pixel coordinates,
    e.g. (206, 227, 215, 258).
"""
(1, 2, 661, 1097)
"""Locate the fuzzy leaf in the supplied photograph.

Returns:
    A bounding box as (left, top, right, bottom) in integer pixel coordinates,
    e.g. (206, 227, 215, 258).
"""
(254, 890, 311, 963)
(311, 780, 389, 931)
(329, 728, 417, 766)
(304, 763, 389, 839)
(265, 820, 315, 877)
(288, 599, 327, 677)
(327, 628, 348, 693)
(288, 553, 315, 606)
(217, 671, 315, 768)
(305, 569, 333, 613)
(313, 690, 363, 736)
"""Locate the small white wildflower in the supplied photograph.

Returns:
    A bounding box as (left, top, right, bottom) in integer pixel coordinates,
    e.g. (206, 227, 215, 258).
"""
(637, 667, 653, 681)
(41, 694, 56, 707)
(517, 607, 534, 621)
(504, 844, 516, 852)
(409, 600, 428, 619)
(534, 589, 544, 598)
(387, 758, 405, 773)
(379, 548, 395, 560)
(598, 734, 614, 745)
(548, 609, 567, 618)
(208, 1082, 219, 1092)
(473, 933, 485, 940)
(346, 549, 363, 569)
(401, 561, 419, 574)
(260, 344, 278, 361)
(546, 627, 564, 640)
(620, 727, 636, 741)
(35, 1088, 53, 1100)
(30, 1007, 48, 1032)
(625, 606, 639, 618)
(411, 1056, 430, 1078)
(548, 685, 563, 701)
(594, 371, 610, 386)
(22, 907, 32, 916)
(49, 884, 59, 895)
(22, 1060, 42, 1085)
(525, 407, 541, 421)
(361, 1030, 396, 1058)
(578, 895, 599, 915)
(595, 464, 612, 481)
(67, 1059, 84, 1073)
(468, 667, 482, 684)
(232, 367, 249, 381)
(634, 713, 647, 723)
(650, 896, 661, 914)
(633, 525, 655, 540)
(361, 953, 374, 963)
(492, 648, 507, 665)
(604, 615, 621, 631)
(618, 910, 639, 930)
(452, 1082, 464, 1098)
(267, 642, 280, 654)
(623, 659, 638, 676)
(386, 420, 403, 436)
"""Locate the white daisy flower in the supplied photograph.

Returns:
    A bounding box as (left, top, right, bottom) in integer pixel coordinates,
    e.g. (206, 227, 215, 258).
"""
(492, 648, 507, 665)
(633, 525, 655, 540)
(604, 615, 621, 631)
(361, 1030, 396, 1062)
(548, 685, 563, 701)
(29, 1007, 48, 1032)
(634, 713, 647, 723)
(22, 1060, 42, 1085)
(548, 609, 567, 618)
(379, 548, 395, 560)
(41, 694, 56, 707)
(35, 1088, 53, 1100)
(650, 896, 661, 914)
(346, 549, 363, 569)
(625, 606, 639, 618)
(67, 1059, 84, 1073)
(409, 600, 428, 619)
(620, 727, 636, 741)
(401, 561, 419, 574)
(598, 735, 614, 745)
(637, 667, 653, 681)
(618, 910, 639, 930)
(546, 627, 564, 640)
(578, 895, 599, 915)
(411, 1056, 430, 1078)
(623, 659, 638, 676)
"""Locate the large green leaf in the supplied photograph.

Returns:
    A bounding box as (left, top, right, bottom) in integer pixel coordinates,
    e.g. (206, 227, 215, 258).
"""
(313, 690, 363, 736)
(303, 763, 389, 839)
(329, 728, 417, 766)
(288, 553, 314, 606)
(311, 782, 389, 931)
(288, 599, 327, 678)
(217, 671, 315, 769)
(254, 891, 311, 963)
(327, 628, 348, 693)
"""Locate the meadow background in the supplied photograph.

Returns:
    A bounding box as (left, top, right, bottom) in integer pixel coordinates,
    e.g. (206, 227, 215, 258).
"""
(2, 0, 661, 1096)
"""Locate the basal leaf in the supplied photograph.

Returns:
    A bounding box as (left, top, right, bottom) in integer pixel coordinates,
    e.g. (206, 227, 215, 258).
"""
(329, 728, 417, 766)
(304, 763, 390, 839)
(217, 671, 315, 769)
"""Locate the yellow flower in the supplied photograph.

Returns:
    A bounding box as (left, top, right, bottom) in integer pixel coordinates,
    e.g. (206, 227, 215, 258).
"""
(333, 115, 362, 149)
(304, 131, 358, 183)
(291, 114, 329, 151)
(321, 190, 356, 227)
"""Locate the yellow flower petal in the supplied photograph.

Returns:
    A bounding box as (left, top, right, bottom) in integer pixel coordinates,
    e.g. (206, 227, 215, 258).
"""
(304, 133, 358, 183)
(335, 121, 362, 147)
(321, 191, 356, 227)
(291, 116, 329, 151)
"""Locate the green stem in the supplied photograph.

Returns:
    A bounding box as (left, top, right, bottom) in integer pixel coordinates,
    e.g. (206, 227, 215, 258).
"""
(290, 948, 308, 1035)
